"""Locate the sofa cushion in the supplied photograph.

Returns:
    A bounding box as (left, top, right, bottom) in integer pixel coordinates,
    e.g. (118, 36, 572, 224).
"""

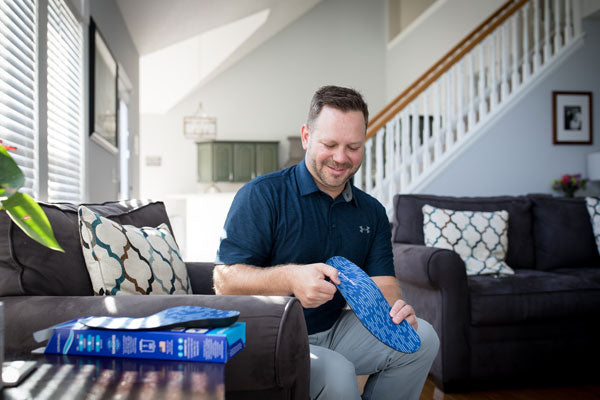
(393, 194, 535, 268)
(422, 205, 514, 275)
(468, 268, 600, 325)
(0, 200, 174, 296)
(532, 196, 599, 270)
(79, 206, 191, 296)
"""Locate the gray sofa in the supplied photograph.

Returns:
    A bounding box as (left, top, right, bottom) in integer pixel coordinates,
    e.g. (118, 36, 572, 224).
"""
(0, 200, 309, 400)
(391, 194, 600, 391)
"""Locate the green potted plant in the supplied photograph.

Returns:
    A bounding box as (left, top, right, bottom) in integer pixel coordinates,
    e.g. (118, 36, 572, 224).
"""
(0, 141, 63, 252)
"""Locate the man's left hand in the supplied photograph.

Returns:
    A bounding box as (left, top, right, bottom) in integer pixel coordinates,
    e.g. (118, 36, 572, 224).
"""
(390, 299, 418, 331)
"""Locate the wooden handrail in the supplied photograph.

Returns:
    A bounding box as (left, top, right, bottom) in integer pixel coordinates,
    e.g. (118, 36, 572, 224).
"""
(366, 0, 528, 139)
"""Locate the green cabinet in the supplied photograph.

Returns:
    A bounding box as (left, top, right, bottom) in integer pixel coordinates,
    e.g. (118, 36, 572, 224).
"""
(197, 141, 278, 183)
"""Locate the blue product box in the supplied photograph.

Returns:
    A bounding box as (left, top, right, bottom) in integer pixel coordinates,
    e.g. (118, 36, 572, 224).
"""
(42, 321, 245, 363)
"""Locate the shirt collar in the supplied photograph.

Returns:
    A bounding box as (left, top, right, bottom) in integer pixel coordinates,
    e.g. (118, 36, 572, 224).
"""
(295, 160, 358, 206)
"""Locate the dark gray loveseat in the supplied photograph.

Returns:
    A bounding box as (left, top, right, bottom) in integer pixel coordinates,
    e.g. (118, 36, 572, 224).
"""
(0, 200, 309, 399)
(392, 194, 600, 392)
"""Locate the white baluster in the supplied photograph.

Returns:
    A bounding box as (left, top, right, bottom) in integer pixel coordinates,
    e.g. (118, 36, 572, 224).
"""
(375, 128, 384, 191)
(355, 163, 363, 190)
(544, 0, 551, 62)
(394, 115, 401, 174)
(386, 121, 394, 181)
(423, 89, 431, 170)
(533, 0, 541, 71)
(401, 110, 410, 190)
(433, 80, 442, 162)
(445, 71, 453, 151)
(523, 2, 531, 82)
(490, 31, 498, 110)
(565, 0, 573, 43)
(468, 51, 476, 130)
(410, 101, 419, 179)
(512, 12, 520, 92)
(365, 139, 373, 193)
(391, 117, 400, 196)
(478, 40, 487, 120)
(572, 0, 582, 38)
(501, 21, 510, 100)
(554, 0, 562, 51)
(456, 60, 465, 139)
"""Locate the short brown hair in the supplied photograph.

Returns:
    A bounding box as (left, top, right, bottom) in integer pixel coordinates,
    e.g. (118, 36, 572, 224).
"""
(307, 85, 369, 130)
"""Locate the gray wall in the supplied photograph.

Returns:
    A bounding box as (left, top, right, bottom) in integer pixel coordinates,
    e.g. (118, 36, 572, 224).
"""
(80, 0, 140, 201)
(422, 18, 600, 197)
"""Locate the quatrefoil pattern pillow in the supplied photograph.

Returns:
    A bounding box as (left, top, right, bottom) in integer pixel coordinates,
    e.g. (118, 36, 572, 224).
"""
(422, 204, 514, 275)
(78, 205, 192, 295)
(585, 197, 600, 254)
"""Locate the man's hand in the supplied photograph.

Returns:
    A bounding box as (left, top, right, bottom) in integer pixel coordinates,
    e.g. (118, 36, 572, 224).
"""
(288, 263, 340, 308)
(390, 299, 418, 331)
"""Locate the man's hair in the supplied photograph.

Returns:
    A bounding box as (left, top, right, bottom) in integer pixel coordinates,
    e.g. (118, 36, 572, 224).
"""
(307, 85, 369, 130)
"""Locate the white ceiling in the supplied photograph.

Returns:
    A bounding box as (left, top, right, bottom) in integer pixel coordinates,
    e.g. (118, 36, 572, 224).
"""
(116, 0, 322, 55)
(116, 0, 322, 113)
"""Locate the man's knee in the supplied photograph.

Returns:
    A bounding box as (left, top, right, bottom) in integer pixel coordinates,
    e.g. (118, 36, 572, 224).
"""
(310, 346, 361, 399)
(416, 319, 440, 362)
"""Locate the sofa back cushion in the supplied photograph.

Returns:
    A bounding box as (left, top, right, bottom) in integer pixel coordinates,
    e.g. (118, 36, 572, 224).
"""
(532, 196, 599, 270)
(0, 200, 173, 296)
(392, 194, 535, 269)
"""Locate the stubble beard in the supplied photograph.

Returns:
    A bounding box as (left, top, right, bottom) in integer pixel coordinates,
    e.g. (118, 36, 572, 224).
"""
(308, 155, 358, 193)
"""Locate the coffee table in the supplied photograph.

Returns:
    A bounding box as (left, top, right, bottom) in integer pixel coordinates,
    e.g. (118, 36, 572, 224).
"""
(2, 351, 225, 399)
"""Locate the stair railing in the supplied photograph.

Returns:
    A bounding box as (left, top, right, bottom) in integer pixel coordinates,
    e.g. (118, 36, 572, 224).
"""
(355, 0, 583, 214)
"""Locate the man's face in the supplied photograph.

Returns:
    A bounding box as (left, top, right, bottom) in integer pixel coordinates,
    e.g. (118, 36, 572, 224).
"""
(301, 106, 365, 198)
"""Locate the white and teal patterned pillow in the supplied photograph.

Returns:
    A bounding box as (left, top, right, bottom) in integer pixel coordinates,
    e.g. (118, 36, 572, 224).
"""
(422, 204, 515, 276)
(78, 205, 192, 296)
(585, 197, 600, 253)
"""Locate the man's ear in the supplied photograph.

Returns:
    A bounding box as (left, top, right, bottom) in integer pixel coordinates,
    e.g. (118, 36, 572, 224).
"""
(301, 124, 310, 150)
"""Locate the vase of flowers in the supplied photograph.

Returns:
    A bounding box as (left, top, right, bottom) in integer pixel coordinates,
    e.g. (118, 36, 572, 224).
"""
(551, 174, 587, 198)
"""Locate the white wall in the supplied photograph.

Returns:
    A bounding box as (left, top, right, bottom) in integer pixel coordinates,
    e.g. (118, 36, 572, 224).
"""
(421, 18, 600, 197)
(385, 0, 504, 101)
(86, 0, 140, 201)
(140, 0, 386, 201)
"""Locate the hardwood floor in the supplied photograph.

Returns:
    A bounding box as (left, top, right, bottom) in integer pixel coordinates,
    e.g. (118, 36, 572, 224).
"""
(420, 377, 600, 400)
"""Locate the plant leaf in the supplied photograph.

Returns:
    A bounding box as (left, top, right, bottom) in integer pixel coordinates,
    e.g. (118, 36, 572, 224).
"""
(0, 146, 25, 198)
(2, 192, 64, 252)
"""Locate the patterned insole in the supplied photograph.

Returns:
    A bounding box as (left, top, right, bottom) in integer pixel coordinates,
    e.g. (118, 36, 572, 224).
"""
(326, 256, 421, 353)
(79, 306, 239, 330)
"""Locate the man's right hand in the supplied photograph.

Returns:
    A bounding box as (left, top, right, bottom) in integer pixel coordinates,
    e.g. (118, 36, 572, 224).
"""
(287, 263, 340, 308)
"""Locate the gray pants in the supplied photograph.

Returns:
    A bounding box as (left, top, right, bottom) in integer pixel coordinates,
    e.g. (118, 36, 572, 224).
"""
(308, 310, 439, 400)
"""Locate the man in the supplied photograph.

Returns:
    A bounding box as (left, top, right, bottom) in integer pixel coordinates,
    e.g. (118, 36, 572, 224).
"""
(214, 85, 439, 399)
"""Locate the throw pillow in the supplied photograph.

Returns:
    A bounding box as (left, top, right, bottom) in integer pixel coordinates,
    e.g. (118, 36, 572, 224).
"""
(78, 205, 192, 295)
(422, 204, 515, 275)
(392, 194, 534, 269)
(586, 196, 600, 254)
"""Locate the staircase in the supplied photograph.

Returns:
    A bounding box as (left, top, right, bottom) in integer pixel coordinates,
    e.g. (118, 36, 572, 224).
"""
(354, 0, 585, 217)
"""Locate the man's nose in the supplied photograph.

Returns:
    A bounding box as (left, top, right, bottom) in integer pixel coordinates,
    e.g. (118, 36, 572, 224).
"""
(332, 147, 349, 163)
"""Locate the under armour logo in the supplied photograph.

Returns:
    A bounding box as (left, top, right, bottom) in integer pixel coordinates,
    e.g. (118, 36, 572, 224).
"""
(359, 225, 370, 234)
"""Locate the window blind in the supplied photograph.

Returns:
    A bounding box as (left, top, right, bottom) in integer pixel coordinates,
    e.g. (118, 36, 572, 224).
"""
(46, 0, 83, 203)
(0, 0, 38, 197)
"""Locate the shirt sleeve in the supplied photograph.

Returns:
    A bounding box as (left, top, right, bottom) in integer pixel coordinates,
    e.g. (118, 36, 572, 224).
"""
(215, 182, 274, 266)
(363, 201, 395, 277)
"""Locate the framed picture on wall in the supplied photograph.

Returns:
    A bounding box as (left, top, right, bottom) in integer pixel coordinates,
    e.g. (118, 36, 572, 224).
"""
(553, 91, 592, 145)
(89, 18, 119, 154)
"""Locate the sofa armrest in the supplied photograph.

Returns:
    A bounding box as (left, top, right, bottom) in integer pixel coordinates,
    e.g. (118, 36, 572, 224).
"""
(186, 261, 216, 294)
(2, 294, 309, 398)
(392, 243, 471, 388)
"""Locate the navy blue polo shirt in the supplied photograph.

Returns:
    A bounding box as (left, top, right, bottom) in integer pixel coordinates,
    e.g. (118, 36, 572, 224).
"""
(216, 160, 394, 334)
